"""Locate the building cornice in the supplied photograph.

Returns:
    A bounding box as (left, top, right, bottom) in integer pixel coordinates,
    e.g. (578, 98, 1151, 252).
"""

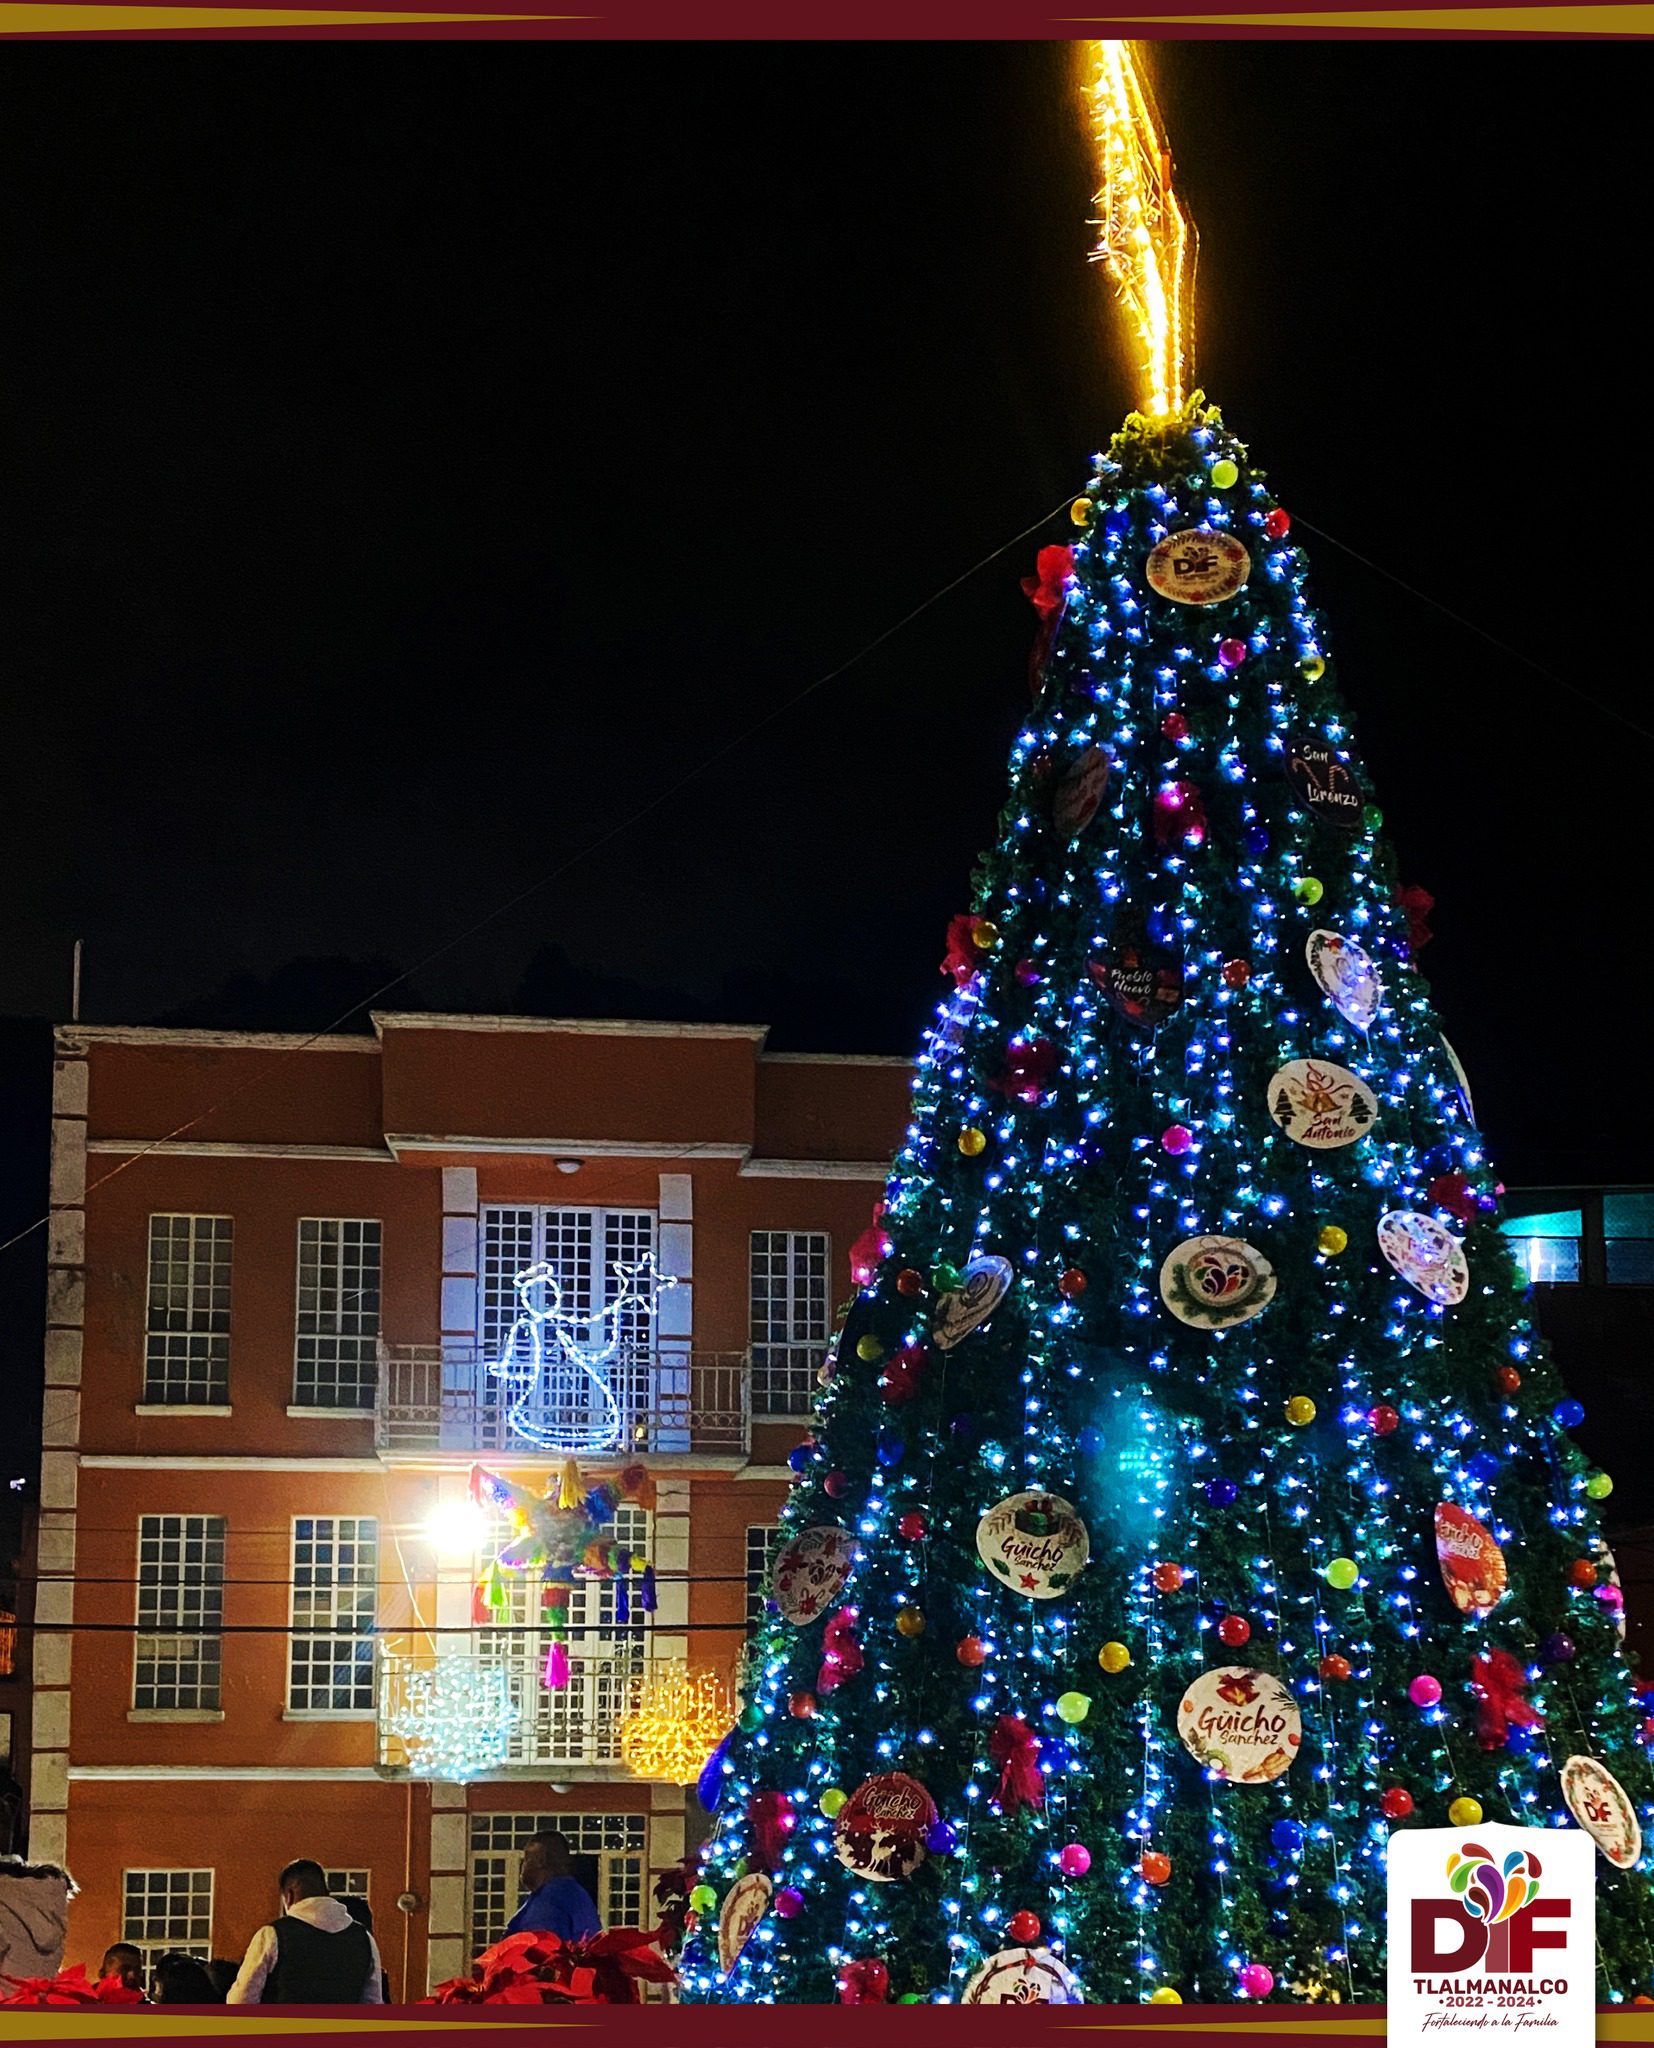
(372, 1011, 770, 1043)
(86, 1139, 395, 1162)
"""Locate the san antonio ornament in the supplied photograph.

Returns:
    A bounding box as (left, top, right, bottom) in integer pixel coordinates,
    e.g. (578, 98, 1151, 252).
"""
(1051, 745, 1111, 840)
(976, 1490, 1090, 1600)
(1160, 1235, 1275, 1329)
(1285, 733, 1363, 830)
(1145, 527, 1251, 606)
(717, 1872, 771, 1974)
(1560, 1754, 1642, 1869)
(1306, 929, 1382, 1032)
(931, 1253, 1013, 1351)
(833, 1771, 936, 1884)
(1177, 1666, 1301, 1784)
(770, 1524, 857, 1625)
(1434, 1502, 1507, 1616)
(962, 1948, 1083, 2004)
(1379, 1210, 1470, 1306)
(1268, 1059, 1377, 1148)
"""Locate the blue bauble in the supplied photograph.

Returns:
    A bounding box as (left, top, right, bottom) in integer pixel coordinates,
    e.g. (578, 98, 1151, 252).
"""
(876, 1430, 905, 1468)
(1146, 909, 1176, 948)
(1553, 1398, 1586, 1430)
(1204, 1476, 1239, 1508)
(1270, 1819, 1305, 1855)
(950, 1412, 978, 1444)
(697, 1730, 734, 1812)
(923, 1819, 957, 1855)
(1467, 1451, 1500, 1484)
(1244, 823, 1270, 857)
(787, 1445, 813, 1474)
(1078, 1426, 1106, 1458)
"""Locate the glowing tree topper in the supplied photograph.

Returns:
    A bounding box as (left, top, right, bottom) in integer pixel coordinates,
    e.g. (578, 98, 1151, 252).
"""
(471, 1458, 656, 1689)
(489, 1252, 680, 1453)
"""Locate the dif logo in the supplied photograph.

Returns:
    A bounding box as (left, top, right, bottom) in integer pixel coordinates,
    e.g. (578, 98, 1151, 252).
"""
(1388, 1823, 1595, 2046)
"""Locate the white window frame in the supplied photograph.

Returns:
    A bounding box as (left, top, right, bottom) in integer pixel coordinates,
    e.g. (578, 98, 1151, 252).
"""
(132, 1514, 226, 1715)
(121, 1867, 214, 1969)
(143, 1214, 233, 1407)
(749, 1230, 830, 1416)
(287, 1515, 378, 1716)
(745, 1522, 778, 1633)
(293, 1218, 383, 1411)
(466, 1812, 646, 1956)
(325, 1867, 372, 1905)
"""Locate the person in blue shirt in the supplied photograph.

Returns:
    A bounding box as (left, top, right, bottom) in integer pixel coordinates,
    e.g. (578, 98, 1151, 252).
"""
(506, 1831, 601, 1943)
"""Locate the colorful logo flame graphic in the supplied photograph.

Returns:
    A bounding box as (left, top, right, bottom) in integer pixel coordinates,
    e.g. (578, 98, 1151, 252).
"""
(1445, 1841, 1542, 1926)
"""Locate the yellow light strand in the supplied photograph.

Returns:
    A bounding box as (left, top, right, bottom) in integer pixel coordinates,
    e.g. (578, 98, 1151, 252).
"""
(618, 1661, 736, 1784)
(1079, 40, 1197, 420)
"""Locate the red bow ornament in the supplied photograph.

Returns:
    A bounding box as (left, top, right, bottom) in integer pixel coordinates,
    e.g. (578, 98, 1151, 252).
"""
(989, 1712, 1045, 1813)
(837, 1958, 890, 2005)
(848, 1201, 892, 1288)
(818, 1606, 864, 1695)
(747, 1788, 797, 1873)
(1470, 1648, 1544, 1752)
(989, 1036, 1059, 1105)
(941, 912, 994, 988)
(1021, 545, 1075, 695)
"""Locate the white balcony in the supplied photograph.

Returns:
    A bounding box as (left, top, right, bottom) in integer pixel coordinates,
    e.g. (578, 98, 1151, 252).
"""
(377, 1641, 654, 1777)
(374, 1342, 751, 1458)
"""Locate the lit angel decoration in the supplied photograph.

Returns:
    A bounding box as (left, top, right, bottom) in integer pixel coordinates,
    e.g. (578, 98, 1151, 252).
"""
(488, 1255, 680, 1453)
(471, 1459, 656, 1689)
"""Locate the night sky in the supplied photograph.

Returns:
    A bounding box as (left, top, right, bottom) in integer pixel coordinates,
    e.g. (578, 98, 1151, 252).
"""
(3, 44, 1648, 1190)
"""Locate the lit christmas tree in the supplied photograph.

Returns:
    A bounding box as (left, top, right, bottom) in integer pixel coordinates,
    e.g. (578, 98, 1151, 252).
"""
(680, 44, 1654, 2008)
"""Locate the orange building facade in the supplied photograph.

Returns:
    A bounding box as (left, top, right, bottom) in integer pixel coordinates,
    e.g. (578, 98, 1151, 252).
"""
(37, 1013, 910, 1996)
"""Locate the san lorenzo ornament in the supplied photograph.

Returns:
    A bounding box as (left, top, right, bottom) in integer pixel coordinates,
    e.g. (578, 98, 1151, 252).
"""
(1052, 746, 1111, 839)
(1285, 733, 1363, 830)
(1268, 1059, 1378, 1148)
(1560, 1754, 1642, 1869)
(1145, 527, 1251, 606)
(1306, 929, 1382, 1031)
(931, 1253, 1014, 1351)
(1380, 1211, 1470, 1306)
(1177, 1666, 1302, 1784)
(771, 1525, 857, 1624)
(717, 1872, 771, 1973)
(1435, 1502, 1507, 1616)
(833, 1771, 937, 1883)
(962, 1948, 1083, 2004)
(1160, 1235, 1276, 1329)
(976, 1491, 1090, 1599)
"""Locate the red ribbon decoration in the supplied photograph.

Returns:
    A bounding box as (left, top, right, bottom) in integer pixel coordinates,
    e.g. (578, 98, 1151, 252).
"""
(1400, 883, 1435, 955)
(425, 1928, 677, 2006)
(940, 912, 989, 987)
(1470, 1648, 1544, 1752)
(1021, 544, 1075, 694)
(989, 1712, 1045, 1813)
(836, 1958, 891, 2005)
(747, 1788, 797, 1873)
(847, 1200, 892, 1288)
(818, 1606, 864, 1695)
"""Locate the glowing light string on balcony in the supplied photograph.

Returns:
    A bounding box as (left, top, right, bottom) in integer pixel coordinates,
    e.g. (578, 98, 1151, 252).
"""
(472, 1459, 657, 1689)
(1079, 40, 1196, 419)
(619, 1662, 736, 1784)
(385, 1654, 520, 1780)
(489, 1253, 680, 1453)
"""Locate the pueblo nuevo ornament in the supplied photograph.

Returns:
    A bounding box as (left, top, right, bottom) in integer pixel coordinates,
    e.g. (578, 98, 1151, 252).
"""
(1145, 526, 1251, 606)
(962, 1947, 1084, 2004)
(1379, 1211, 1471, 1306)
(771, 1525, 857, 1625)
(1435, 1502, 1508, 1616)
(1306, 929, 1382, 1032)
(1561, 1754, 1643, 1869)
(833, 1771, 937, 1883)
(1160, 1235, 1276, 1329)
(1268, 1059, 1378, 1148)
(931, 1254, 1014, 1351)
(1285, 733, 1364, 830)
(717, 1872, 771, 1973)
(1177, 1666, 1302, 1784)
(976, 1491, 1090, 1600)
(1090, 910, 1183, 1030)
(1052, 745, 1111, 839)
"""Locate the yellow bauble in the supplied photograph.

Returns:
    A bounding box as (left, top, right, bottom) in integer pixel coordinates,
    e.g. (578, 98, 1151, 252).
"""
(820, 1788, 847, 1818)
(1318, 1224, 1349, 1256)
(1069, 496, 1092, 528)
(1150, 1988, 1182, 2004)
(895, 1607, 926, 1638)
(958, 1126, 987, 1157)
(1099, 1640, 1132, 1674)
(1285, 1396, 1317, 1427)
(1324, 1556, 1360, 1590)
(1055, 1690, 1091, 1724)
(1300, 653, 1326, 682)
(1449, 1797, 1484, 1828)
(855, 1334, 883, 1362)
(1209, 458, 1239, 489)
(973, 918, 1000, 949)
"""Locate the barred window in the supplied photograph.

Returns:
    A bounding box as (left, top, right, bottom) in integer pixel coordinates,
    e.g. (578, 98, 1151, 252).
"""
(122, 1869, 213, 1967)
(288, 1516, 378, 1712)
(749, 1231, 829, 1415)
(745, 1523, 778, 1632)
(467, 1812, 646, 1956)
(134, 1515, 225, 1711)
(294, 1219, 382, 1408)
(144, 1215, 232, 1405)
(325, 1867, 371, 1905)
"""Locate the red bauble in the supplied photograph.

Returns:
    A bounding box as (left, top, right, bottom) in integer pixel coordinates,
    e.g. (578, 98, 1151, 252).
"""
(1570, 1558, 1598, 1587)
(1059, 1267, 1088, 1299)
(1319, 1653, 1352, 1683)
(956, 1635, 988, 1668)
(878, 1368, 915, 1405)
(1494, 1365, 1522, 1394)
(1006, 1911, 1041, 1945)
(1014, 957, 1043, 987)
(1263, 507, 1292, 541)
(1427, 1171, 1478, 1223)
(895, 1268, 925, 1297)
(1380, 1786, 1415, 1821)
(788, 1691, 817, 1719)
(1221, 958, 1251, 989)
(897, 1512, 928, 1541)
(1368, 1404, 1401, 1437)
(824, 1470, 849, 1499)
(1160, 711, 1190, 742)
(1217, 1614, 1252, 1648)
(1152, 1562, 1186, 1594)
(1161, 1124, 1194, 1157)
(1139, 1852, 1173, 1887)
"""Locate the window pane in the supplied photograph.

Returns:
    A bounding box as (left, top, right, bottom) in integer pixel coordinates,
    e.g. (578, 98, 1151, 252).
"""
(749, 1231, 829, 1414)
(144, 1216, 232, 1404)
(1505, 1236, 1581, 1285)
(1607, 1238, 1654, 1286)
(294, 1218, 382, 1407)
(122, 1869, 214, 1968)
(288, 1517, 378, 1711)
(134, 1514, 226, 1711)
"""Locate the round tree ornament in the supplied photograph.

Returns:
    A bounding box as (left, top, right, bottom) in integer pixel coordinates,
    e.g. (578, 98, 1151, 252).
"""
(1145, 527, 1251, 606)
(931, 1254, 1014, 1351)
(1268, 1060, 1378, 1149)
(975, 1490, 1090, 1600)
(1560, 1754, 1642, 1869)
(962, 1946, 1083, 2004)
(1177, 1666, 1302, 1784)
(770, 1525, 857, 1625)
(1159, 1234, 1277, 1329)
(1306, 929, 1383, 1031)
(1052, 746, 1112, 840)
(1434, 1502, 1508, 1616)
(717, 1872, 771, 1974)
(1285, 733, 1364, 830)
(833, 1771, 937, 1884)
(1379, 1212, 1470, 1305)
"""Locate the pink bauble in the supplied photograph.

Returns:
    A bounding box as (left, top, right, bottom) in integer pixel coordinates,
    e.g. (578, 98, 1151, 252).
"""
(1161, 1124, 1194, 1157)
(1058, 1843, 1092, 1878)
(1217, 638, 1248, 670)
(1238, 1964, 1274, 2000)
(775, 1887, 804, 1919)
(1409, 1674, 1443, 1708)
(1595, 1584, 1625, 1611)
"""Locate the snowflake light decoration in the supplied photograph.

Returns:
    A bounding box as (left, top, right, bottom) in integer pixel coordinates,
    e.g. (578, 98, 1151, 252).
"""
(387, 1654, 520, 1780)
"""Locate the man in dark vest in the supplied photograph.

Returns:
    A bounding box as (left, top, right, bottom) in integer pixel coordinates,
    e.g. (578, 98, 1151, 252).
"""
(225, 1859, 384, 2005)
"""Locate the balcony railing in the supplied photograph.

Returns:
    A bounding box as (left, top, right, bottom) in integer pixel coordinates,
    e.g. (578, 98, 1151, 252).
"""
(374, 1342, 751, 1457)
(378, 1641, 658, 1774)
